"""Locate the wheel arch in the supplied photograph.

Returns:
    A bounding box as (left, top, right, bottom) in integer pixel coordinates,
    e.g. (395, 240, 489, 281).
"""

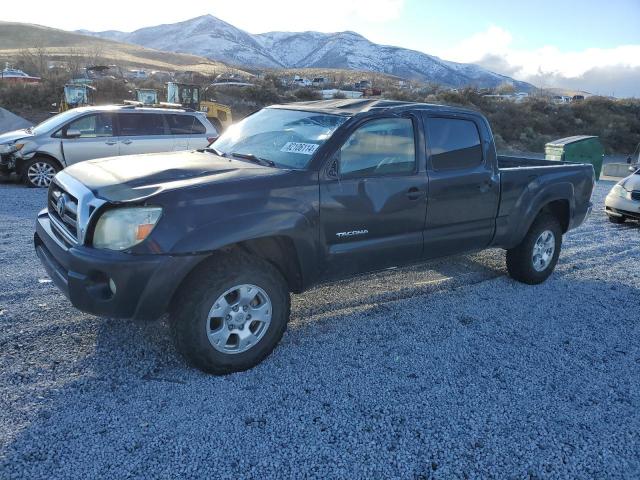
(499, 181, 575, 249)
(168, 234, 305, 316)
(539, 199, 570, 233)
(18, 152, 64, 176)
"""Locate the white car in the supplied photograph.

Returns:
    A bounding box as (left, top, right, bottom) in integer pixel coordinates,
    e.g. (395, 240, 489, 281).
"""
(605, 169, 640, 223)
(0, 105, 219, 187)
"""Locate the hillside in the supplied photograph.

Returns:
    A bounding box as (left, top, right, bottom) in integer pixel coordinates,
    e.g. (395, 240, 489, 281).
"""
(80, 15, 535, 91)
(0, 21, 246, 76)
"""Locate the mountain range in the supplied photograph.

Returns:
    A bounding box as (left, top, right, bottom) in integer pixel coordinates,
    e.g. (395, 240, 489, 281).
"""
(79, 15, 534, 91)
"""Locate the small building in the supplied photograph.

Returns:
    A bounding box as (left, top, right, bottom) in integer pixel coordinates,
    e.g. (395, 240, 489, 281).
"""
(312, 77, 327, 87)
(0, 64, 41, 84)
(128, 69, 148, 79)
(291, 76, 312, 87)
(354, 79, 371, 90)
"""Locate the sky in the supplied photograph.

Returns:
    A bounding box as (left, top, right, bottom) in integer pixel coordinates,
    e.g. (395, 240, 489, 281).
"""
(4, 0, 640, 96)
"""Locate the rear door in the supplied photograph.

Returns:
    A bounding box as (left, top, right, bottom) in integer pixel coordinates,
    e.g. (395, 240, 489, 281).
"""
(165, 113, 210, 151)
(116, 112, 173, 155)
(319, 115, 427, 278)
(421, 114, 500, 257)
(59, 112, 118, 165)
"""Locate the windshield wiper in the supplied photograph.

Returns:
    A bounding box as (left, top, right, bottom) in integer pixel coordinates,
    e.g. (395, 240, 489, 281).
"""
(204, 146, 226, 157)
(230, 152, 276, 167)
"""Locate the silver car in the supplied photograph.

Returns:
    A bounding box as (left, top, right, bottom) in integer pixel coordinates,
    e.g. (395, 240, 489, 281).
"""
(605, 168, 640, 223)
(0, 105, 219, 187)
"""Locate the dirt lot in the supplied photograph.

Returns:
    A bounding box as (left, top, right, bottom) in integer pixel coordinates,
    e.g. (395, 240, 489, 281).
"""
(0, 180, 638, 479)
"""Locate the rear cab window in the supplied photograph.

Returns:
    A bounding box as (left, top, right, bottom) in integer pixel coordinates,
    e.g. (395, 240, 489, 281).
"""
(426, 117, 483, 171)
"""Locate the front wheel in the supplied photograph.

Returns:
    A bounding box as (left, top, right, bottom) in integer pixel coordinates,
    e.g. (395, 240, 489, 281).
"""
(506, 213, 562, 285)
(23, 157, 60, 188)
(170, 253, 290, 374)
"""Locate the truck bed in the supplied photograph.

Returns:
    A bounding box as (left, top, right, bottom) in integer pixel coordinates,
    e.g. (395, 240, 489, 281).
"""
(492, 154, 595, 249)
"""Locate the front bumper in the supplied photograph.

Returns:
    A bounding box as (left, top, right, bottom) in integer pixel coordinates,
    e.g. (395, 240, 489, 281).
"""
(605, 195, 640, 220)
(35, 210, 206, 320)
(0, 154, 15, 174)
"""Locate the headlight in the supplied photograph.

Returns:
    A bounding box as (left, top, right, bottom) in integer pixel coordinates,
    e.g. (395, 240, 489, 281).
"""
(0, 143, 24, 155)
(93, 207, 162, 251)
(610, 184, 630, 199)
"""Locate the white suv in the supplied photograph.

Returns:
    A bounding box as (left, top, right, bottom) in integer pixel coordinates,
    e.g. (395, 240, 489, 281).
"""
(0, 105, 219, 187)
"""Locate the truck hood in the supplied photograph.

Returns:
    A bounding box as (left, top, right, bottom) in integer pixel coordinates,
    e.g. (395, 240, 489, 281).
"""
(0, 129, 33, 144)
(64, 150, 287, 202)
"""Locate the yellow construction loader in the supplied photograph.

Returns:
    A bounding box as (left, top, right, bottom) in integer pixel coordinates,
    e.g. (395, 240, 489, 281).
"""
(166, 82, 232, 131)
(58, 84, 96, 112)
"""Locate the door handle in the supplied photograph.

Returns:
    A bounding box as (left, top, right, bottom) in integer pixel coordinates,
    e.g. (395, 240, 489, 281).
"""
(105, 140, 117, 145)
(406, 187, 422, 200)
(121, 139, 133, 145)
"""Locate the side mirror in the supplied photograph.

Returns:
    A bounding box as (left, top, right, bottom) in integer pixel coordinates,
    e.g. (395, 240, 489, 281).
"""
(65, 129, 81, 139)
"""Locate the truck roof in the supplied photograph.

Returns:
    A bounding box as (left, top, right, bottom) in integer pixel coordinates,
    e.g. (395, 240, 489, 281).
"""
(269, 99, 478, 116)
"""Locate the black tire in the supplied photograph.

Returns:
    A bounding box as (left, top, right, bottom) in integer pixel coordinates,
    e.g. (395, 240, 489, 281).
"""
(608, 215, 626, 224)
(22, 156, 60, 188)
(169, 252, 290, 374)
(506, 213, 562, 285)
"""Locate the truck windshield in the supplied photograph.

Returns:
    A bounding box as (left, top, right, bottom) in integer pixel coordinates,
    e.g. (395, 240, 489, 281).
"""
(212, 108, 348, 169)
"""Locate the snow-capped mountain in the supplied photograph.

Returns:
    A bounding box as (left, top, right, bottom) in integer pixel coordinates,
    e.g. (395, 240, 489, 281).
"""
(80, 15, 533, 90)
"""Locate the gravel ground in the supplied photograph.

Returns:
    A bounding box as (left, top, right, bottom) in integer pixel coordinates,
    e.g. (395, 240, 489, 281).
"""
(0, 180, 638, 479)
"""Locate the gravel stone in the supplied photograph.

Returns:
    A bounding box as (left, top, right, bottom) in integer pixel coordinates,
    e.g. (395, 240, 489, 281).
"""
(0, 179, 638, 479)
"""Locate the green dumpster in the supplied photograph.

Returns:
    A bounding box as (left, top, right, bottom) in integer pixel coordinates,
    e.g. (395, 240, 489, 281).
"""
(545, 135, 604, 180)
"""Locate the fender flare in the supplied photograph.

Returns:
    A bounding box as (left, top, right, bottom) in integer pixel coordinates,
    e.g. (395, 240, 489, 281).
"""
(171, 209, 319, 288)
(507, 181, 575, 248)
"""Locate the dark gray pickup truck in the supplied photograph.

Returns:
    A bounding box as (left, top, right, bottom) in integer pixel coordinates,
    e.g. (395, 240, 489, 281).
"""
(35, 99, 594, 373)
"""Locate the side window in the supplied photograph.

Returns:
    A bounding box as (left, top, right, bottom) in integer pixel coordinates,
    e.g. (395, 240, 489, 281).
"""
(165, 114, 206, 135)
(339, 118, 415, 178)
(427, 118, 482, 171)
(65, 114, 113, 138)
(118, 113, 167, 136)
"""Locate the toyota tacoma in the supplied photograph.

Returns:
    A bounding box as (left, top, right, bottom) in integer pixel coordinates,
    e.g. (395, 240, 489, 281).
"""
(35, 100, 595, 374)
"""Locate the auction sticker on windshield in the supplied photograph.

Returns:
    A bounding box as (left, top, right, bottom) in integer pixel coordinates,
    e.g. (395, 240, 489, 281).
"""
(281, 142, 320, 155)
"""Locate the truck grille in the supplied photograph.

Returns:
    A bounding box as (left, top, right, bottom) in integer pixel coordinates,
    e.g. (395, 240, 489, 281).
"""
(631, 190, 640, 201)
(48, 183, 79, 245)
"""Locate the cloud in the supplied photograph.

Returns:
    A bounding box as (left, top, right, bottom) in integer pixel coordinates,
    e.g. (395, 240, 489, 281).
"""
(440, 26, 640, 97)
(523, 66, 640, 98)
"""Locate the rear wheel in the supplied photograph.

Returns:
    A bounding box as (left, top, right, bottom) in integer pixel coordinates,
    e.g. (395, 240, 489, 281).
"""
(170, 253, 290, 374)
(23, 157, 60, 188)
(608, 215, 626, 224)
(506, 213, 562, 285)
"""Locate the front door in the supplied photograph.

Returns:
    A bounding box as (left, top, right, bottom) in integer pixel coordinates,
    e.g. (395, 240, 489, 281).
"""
(421, 114, 500, 257)
(60, 113, 118, 165)
(320, 116, 427, 278)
